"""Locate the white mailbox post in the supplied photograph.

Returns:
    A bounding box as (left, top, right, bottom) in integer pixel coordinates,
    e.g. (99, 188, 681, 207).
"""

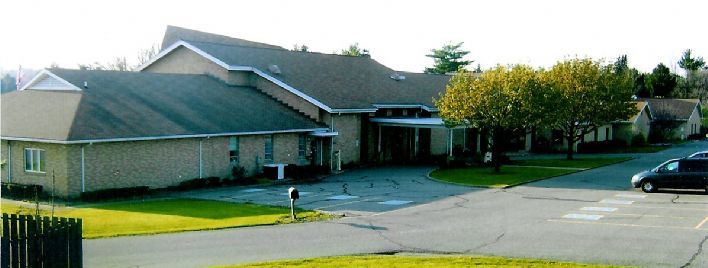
(288, 187, 299, 220)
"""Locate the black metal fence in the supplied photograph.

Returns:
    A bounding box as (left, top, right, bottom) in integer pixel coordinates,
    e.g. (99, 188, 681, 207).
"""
(1, 213, 82, 268)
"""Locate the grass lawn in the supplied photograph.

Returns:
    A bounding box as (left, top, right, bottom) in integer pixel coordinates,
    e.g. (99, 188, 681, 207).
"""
(218, 255, 625, 268)
(429, 166, 575, 188)
(0, 198, 334, 239)
(599, 146, 669, 154)
(430, 157, 631, 188)
(514, 157, 632, 169)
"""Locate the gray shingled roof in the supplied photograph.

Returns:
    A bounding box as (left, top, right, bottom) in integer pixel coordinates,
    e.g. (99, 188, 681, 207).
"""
(1, 69, 324, 141)
(642, 98, 701, 121)
(161, 25, 284, 51)
(185, 40, 451, 110)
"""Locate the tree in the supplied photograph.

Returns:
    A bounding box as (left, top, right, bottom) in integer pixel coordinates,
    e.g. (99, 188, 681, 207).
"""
(542, 58, 635, 160)
(1, 74, 17, 93)
(135, 44, 160, 68)
(678, 49, 705, 77)
(648, 63, 678, 97)
(292, 44, 309, 52)
(677, 70, 708, 101)
(425, 42, 471, 74)
(634, 73, 652, 98)
(436, 65, 545, 171)
(78, 57, 129, 71)
(340, 43, 369, 57)
(613, 55, 629, 74)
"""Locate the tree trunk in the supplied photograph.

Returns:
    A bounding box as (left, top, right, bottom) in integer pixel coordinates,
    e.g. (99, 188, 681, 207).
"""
(492, 125, 503, 172)
(566, 125, 575, 160)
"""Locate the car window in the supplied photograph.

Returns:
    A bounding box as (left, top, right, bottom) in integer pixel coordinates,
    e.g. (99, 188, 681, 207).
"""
(661, 161, 679, 172)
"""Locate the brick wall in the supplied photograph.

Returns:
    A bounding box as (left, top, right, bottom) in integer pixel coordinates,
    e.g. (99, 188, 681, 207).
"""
(0, 140, 72, 197)
(321, 113, 361, 165)
(430, 128, 448, 155)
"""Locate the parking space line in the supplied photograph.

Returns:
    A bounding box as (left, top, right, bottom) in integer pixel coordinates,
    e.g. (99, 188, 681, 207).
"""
(614, 194, 646, 199)
(614, 205, 708, 211)
(695, 217, 708, 229)
(595, 213, 696, 220)
(580, 207, 617, 212)
(314, 197, 379, 210)
(562, 214, 603, 220)
(599, 199, 634, 205)
(547, 219, 706, 232)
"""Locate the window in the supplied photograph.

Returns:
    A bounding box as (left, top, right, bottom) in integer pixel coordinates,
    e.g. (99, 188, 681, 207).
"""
(229, 137, 239, 165)
(298, 134, 307, 160)
(24, 148, 46, 173)
(264, 135, 273, 162)
(660, 161, 679, 173)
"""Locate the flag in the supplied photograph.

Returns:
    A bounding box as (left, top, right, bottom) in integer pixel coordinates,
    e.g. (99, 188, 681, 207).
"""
(15, 65, 24, 89)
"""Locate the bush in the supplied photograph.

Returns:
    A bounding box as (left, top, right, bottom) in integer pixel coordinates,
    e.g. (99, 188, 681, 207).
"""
(206, 176, 221, 187)
(577, 140, 627, 153)
(687, 133, 704, 140)
(80, 186, 150, 201)
(631, 134, 647, 147)
(1, 183, 43, 200)
(178, 178, 209, 190)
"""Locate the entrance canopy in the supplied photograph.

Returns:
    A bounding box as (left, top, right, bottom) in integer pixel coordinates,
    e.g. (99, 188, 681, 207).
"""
(370, 117, 465, 129)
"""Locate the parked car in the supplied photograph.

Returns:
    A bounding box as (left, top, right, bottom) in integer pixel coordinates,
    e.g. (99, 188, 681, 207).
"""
(631, 158, 708, 193)
(687, 151, 708, 159)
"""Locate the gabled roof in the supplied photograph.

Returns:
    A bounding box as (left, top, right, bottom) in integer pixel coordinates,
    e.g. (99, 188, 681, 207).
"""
(144, 27, 451, 112)
(161, 25, 284, 51)
(1, 69, 326, 143)
(641, 98, 701, 121)
(144, 40, 450, 111)
(621, 101, 651, 123)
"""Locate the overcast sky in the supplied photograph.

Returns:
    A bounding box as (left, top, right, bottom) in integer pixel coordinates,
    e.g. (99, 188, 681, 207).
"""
(1, 0, 706, 75)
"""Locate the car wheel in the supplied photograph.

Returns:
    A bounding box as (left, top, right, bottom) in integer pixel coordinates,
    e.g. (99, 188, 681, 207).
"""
(641, 180, 656, 193)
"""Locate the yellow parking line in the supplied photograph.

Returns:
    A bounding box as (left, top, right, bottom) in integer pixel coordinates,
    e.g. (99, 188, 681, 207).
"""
(547, 219, 707, 232)
(695, 217, 708, 229)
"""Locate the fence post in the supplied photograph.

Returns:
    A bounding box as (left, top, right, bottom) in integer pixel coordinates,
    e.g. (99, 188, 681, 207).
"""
(75, 219, 83, 268)
(10, 214, 18, 268)
(17, 215, 26, 268)
(2, 214, 10, 268)
(42, 216, 52, 268)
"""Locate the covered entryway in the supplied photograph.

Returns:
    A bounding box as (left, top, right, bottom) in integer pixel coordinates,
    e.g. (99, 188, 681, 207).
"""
(370, 118, 475, 163)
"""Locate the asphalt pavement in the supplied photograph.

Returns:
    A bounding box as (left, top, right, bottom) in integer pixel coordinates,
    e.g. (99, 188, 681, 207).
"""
(85, 141, 708, 268)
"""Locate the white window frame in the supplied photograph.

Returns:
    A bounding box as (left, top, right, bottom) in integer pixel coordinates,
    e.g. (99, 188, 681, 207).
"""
(24, 148, 46, 173)
(298, 134, 307, 160)
(264, 135, 274, 162)
(229, 137, 239, 165)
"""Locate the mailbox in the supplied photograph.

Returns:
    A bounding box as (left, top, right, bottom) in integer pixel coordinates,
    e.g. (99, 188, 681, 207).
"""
(288, 187, 299, 200)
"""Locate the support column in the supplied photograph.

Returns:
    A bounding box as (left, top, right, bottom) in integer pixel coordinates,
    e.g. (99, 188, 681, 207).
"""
(476, 131, 481, 153)
(198, 140, 203, 178)
(448, 129, 453, 157)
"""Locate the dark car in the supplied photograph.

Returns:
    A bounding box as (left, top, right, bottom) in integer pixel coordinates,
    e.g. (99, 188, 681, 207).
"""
(631, 158, 708, 193)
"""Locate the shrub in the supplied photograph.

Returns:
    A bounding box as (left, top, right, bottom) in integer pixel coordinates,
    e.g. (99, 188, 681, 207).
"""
(1, 183, 43, 200)
(577, 140, 627, 153)
(178, 178, 209, 190)
(205, 176, 221, 187)
(80, 186, 150, 201)
(631, 134, 647, 147)
(687, 133, 704, 141)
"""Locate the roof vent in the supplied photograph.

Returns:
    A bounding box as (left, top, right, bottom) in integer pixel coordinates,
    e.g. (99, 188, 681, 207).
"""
(390, 73, 406, 81)
(268, 64, 282, 75)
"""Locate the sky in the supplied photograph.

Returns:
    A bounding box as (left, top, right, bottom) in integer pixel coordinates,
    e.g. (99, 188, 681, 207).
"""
(1, 0, 707, 75)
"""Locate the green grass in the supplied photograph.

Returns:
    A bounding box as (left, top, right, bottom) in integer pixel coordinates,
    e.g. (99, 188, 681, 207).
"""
(218, 255, 626, 268)
(430, 166, 575, 188)
(514, 157, 632, 169)
(430, 157, 631, 187)
(1, 198, 334, 239)
(599, 146, 669, 154)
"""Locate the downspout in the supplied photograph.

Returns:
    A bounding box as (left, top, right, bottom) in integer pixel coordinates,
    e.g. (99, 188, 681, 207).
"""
(198, 140, 203, 178)
(448, 129, 453, 157)
(7, 141, 11, 182)
(81, 145, 85, 192)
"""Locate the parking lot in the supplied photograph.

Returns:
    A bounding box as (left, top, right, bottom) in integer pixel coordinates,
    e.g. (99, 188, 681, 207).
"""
(183, 166, 475, 215)
(549, 191, 708, 232)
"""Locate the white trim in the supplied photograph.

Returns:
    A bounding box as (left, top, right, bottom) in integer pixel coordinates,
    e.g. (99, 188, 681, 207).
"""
(23, 148, 46, 173)
(19, 69, 82, 91)
(372, 104, 437, 112)
(330, 108, 378, 113)
(249, 68, 334, 112)
(137, 40, 232, 71)
(309, 132, 339, 137)
(0, 128, 329, 145)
